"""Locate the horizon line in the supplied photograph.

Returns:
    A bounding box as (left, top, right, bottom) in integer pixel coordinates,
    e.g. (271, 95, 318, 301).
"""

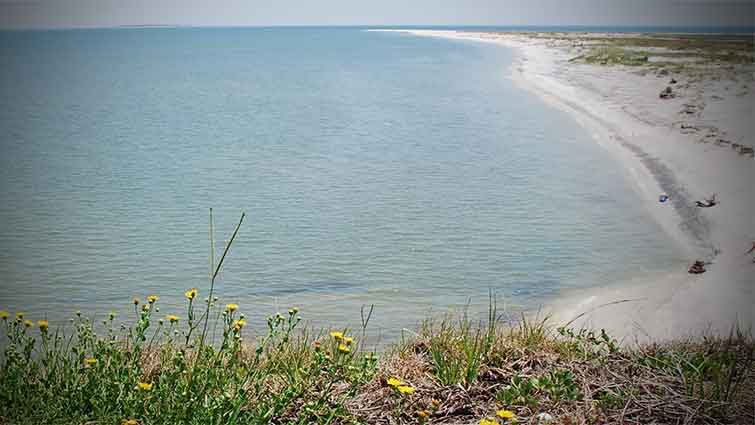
(2, 23, 755, 32)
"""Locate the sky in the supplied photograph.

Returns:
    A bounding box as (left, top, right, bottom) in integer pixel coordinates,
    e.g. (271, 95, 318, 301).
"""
(0, 0, 753, 29)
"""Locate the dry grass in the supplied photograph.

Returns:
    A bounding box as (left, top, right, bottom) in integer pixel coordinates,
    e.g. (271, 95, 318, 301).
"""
(347, 319, 755, 424)
(2, 307, 752, 424)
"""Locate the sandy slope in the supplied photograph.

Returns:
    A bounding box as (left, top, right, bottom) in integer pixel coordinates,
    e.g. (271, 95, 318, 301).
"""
(372, 29, 755, 343)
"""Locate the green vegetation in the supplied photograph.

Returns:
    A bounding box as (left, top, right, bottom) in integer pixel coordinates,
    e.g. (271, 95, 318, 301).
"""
(1, 302, 753, 424)
(551, 33, 755, 69)
(0, 302, 376, 425)
(1, 214, 753, 424)
(572, 46, 650, 66)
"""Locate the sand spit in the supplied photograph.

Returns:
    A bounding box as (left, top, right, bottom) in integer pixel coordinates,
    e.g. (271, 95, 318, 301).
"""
(371, 29, 755, 343)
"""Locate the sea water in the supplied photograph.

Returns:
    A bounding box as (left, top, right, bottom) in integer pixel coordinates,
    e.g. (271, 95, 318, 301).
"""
(0, 28, 684, 342)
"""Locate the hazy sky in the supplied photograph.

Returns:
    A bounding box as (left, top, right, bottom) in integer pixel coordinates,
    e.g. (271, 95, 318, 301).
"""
(0, 0, 753, 29)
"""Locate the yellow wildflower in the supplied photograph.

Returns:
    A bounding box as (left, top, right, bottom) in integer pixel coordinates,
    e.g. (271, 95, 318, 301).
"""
(84, 357, 97, 366)
(417, 410, 430, 419)
(397, 385, 415, 395)
(0, 311, 8, 320)
(233, 319, 246, 330)
(15, 312, 24, 320)
(133, 298, 139, 305)
(337, 344, 350, 354)
(166, 315, 179, 324)
(23, 320, 33, 328)
(329, 331, 344, 340)
(344, 336, 354, 345)
(480, 419, 499, 425)
(147, 295, 159, 304)
(37, 320, 49, 331)
(387, 377, 403, 387)
(136, 382, 153, 391)
(496, 410, 516, 420)
(121, 419, 138, 425)
(225, 303, 238, 312)
(184, 288, 198, 300)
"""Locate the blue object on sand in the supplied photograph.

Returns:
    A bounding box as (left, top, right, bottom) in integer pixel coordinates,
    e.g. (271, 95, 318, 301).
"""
(659, 194, 669, 203)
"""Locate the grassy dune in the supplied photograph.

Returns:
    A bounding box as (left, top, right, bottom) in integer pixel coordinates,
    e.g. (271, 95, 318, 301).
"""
(516, 33, 755, 69)
(1, 215, 752, 424)
(1, 297, 752, 425)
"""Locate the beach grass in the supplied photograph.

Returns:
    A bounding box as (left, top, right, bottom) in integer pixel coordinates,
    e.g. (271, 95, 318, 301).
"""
(1, 214, 753, 424)
(1, 297, 752, 424)
(546, 33, 755, 69)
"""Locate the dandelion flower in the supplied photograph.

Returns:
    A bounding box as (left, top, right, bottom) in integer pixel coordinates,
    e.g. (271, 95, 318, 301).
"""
(496, 410, 516, 420)
(37, 320, 49, 331)
(387, 377, 403, 387)
(480, 418, 499, 425)
(142, 304, 150, 312)
(0, 310, 8, 320)
(337, 344, 350, 354)
(147, 295, 159, 304)
(397, 385, 415, 395)
(166, 315, 179, 324)
(15, 312, 24, 320)
(417, 410, 430, 420)
(23, 320, 33, 328)
(121, 419, 138, 425)
(136, 382, 153, 391)
(225, 303, 238, 312)
(329, 331, 344, 340)
(344, 336, 354, 345)
(233, 319, 246, 330)
(184, 288, 198, 300)
(84, 358, 98, 366)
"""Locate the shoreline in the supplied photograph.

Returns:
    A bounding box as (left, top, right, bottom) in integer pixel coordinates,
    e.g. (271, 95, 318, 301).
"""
(373, 29, 755, 343)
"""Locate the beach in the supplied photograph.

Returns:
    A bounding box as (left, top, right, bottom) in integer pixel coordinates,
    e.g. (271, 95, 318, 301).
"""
(2, 28, 690, 339)
(374, 29, 755, 343)
(3, 27, 754, 424)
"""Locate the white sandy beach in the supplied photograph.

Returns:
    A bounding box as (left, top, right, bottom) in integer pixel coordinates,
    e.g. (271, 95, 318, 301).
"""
(373, 29, 755, 343)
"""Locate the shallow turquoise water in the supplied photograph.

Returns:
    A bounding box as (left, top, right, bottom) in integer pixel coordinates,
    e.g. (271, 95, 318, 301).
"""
(0, 28, 684, 341)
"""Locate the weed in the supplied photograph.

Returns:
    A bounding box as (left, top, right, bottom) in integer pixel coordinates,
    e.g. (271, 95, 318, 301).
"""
(496, 369, 583, 409)
(423, 298, 497, 386)
(0, 211, 377, 425)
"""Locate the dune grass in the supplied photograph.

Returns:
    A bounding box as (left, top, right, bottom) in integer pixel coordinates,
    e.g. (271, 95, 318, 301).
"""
(355, 311, 753, 425)
(1, 213, 753, 424)
(1, 297, 753, 424)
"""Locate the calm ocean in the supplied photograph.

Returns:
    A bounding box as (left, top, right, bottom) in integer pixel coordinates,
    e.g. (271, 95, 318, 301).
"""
(0, 27, 684, 341)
